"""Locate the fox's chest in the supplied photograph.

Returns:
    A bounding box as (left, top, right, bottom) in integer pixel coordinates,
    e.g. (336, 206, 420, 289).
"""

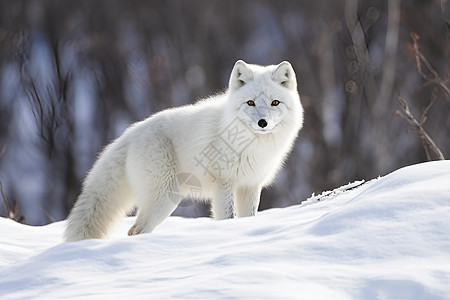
(196, 136, 279, 184)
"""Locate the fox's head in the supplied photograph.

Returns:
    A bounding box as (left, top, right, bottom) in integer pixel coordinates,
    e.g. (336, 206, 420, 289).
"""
(227, 60, 303, 135)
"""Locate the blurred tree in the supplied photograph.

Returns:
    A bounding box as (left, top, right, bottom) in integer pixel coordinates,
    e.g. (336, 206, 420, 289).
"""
(0, 0, 448, 225)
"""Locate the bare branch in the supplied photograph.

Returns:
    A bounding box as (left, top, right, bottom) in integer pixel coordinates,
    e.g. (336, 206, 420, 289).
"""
(395, 96, 445, 160)
(38, 204, 56, 223)
(411, 33, 450, 102)
(420, 90, 437, 126)
(0, 143, 24, 222)
(0, 178, 24, 222)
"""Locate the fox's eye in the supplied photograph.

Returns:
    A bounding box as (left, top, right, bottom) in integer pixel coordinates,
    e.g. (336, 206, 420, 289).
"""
(246, 100, 255, 106)
(271, 100, 280, 106)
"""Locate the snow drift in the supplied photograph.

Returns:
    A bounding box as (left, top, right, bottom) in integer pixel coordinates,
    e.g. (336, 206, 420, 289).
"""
(1, 161, 449, 299)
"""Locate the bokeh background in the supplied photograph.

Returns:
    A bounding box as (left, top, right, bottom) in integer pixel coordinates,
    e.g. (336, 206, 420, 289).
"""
(1, 0, 449, 225)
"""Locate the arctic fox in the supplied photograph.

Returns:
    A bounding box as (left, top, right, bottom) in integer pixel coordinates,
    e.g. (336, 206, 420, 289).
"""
(65, 60, 304, 241)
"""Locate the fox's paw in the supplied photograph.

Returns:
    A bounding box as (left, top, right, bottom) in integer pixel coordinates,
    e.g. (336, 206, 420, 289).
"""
(128, 224, 140, 236)
(128, 221, 154, 236)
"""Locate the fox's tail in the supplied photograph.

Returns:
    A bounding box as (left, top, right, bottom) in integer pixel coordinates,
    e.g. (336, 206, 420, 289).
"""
(64, 141, 133, 242)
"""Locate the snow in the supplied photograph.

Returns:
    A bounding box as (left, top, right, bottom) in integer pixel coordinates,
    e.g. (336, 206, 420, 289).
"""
(1, 161, 450, 299)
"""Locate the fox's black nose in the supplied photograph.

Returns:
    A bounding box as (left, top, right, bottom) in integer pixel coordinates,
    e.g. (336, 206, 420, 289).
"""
(258, 119, 268, 128)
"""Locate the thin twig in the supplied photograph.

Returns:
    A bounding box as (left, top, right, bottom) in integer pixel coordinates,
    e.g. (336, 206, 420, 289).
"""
(38, 204, 56, 223)
(395, 96, 445, 160)
(411, 33, 450, 102)
(0, 144, 24, 222)
(420, 90, 437, 126)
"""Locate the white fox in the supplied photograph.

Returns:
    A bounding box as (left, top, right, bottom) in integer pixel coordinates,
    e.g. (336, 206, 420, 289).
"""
(65, 60, 304, 241)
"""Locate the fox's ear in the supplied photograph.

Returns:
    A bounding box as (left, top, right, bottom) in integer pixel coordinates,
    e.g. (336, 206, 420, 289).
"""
(229, 60, 254, 91)
(272, 61, 297, 90)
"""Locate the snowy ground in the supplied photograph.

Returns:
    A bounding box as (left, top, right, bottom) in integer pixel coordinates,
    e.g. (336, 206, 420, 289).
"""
(1, 161, 450, 299)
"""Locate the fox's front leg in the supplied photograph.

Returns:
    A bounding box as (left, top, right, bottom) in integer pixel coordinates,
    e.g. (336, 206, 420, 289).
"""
(211, 183, 235, 220)
(235, 186, 261, 217)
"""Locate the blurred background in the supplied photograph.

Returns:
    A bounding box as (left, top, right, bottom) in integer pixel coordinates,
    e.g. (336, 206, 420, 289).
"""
(0, 0, 449, 225)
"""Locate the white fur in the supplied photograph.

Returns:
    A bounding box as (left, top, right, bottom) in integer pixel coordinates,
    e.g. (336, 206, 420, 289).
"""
(64, 60, 304, 241)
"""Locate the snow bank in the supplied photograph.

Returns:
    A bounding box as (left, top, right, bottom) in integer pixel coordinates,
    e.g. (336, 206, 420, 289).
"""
(1, 161, 449, 299)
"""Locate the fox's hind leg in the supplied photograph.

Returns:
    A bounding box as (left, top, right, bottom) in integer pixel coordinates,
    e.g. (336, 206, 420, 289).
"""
(128, 184, 181, 235)
(126, 135, 181, 236)
(127, 165, 182, 235)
